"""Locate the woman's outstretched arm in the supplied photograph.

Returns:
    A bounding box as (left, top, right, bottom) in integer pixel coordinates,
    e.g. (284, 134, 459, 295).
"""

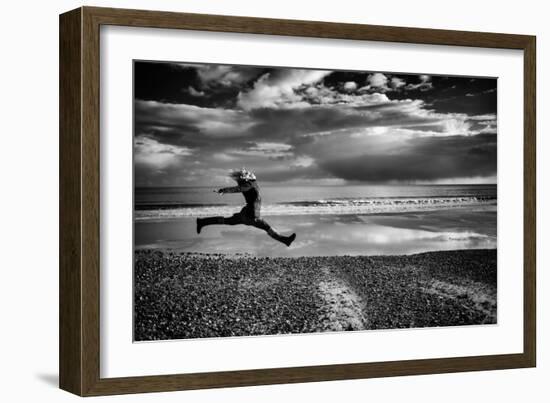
(217, 183, 253, 194)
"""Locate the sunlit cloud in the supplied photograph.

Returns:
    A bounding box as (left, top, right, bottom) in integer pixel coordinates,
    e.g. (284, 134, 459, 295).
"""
(367, 73, 389, 88)
(134, 136, 192, 168)
(405, 74, 433, 91)
(237, 69, 331, 110)
(187, 86, 205, 97)
(343, 81, 358, 92)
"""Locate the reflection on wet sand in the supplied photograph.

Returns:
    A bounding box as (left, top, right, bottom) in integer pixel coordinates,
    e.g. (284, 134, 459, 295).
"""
(135, 208, 496, 257)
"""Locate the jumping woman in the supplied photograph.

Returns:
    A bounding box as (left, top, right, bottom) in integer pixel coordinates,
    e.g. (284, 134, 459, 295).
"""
(196, 168, 296, 247)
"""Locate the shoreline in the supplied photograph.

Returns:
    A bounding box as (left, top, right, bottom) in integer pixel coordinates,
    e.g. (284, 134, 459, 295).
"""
(134, 248, 497, 341)
(134, 246, 494, 258)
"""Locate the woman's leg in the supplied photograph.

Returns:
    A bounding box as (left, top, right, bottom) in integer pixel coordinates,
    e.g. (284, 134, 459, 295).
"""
(196, 214, 243, 233)
(252, 218, 296, 246)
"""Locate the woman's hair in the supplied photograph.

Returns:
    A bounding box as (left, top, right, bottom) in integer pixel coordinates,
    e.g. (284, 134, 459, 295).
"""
(229, 168, 256, 183)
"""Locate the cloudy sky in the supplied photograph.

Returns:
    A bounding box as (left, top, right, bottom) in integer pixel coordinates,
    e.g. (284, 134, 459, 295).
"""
(134, 61, 497, 187)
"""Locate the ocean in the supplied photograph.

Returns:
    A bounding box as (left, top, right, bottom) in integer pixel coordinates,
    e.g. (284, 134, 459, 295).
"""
(134, 184, 497, 256)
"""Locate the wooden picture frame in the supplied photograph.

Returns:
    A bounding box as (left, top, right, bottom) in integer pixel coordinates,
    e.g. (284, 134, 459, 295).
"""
(59, 6, 536, 396)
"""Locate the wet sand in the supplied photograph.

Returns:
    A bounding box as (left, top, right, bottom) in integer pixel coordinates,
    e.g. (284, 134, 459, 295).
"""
(134, 249, 497, 341)
(135, 208, 496, 257)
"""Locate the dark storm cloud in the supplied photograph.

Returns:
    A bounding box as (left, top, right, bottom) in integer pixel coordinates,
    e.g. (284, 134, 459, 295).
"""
(133, 62, 497, 186)
(134, 61, 266, 108)
(320, 133, 497, 182)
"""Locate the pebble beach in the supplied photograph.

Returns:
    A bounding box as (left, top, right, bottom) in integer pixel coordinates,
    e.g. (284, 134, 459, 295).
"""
(134, 248, 497, 341)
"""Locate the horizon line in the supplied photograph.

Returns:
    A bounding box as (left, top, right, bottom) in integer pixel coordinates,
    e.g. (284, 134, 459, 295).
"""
(135, 182, 498, 188)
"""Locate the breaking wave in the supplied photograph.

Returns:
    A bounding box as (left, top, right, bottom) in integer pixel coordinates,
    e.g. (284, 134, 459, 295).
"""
(135, 196, 496, 221)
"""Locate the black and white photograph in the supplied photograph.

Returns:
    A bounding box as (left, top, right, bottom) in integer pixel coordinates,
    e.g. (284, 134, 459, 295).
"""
(133, 61, 498, 341)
